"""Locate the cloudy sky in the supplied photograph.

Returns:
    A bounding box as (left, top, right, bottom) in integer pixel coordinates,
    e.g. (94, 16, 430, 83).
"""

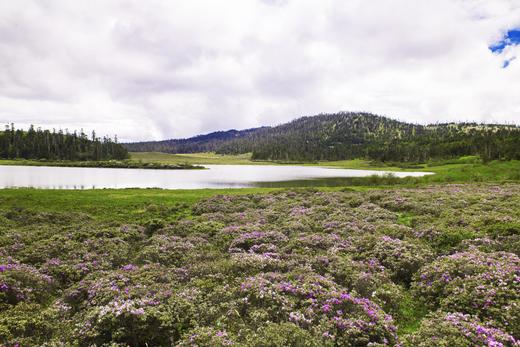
(1, 0, 519, 142)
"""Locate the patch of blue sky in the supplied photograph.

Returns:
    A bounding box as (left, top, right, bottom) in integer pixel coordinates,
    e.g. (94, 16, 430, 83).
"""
(489, 29, 520, 53)
(489, 29, 519, 68)
(503, 57, 516, 68)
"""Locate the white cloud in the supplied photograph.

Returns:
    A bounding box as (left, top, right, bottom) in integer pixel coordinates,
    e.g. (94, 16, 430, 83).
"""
(0, 0, 519, 141)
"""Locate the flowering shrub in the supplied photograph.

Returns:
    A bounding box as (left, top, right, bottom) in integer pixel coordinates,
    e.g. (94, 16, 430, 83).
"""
(459, 236, 520, 256)
(287, 233, 344, 253)
(139, 234, 207, 266)
(348, 235, 433, 285)
(177, 327, 235, 346)
(230, 252, 285, 273)
(0, 261, 54, 305)
(2, 184, 520, 345)
(241, 322, 323, 347)
(413, 250, 520, 335)
(229, 230, 287, 253)
(193, 194, 260, 214)
(237, 272, 399, 345)
(62, 264, 193, 346)
(404, 312, 519, 347)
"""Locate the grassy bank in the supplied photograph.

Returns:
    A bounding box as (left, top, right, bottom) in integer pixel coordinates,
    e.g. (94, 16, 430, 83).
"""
(0, 187, 282, 223)
(0, 158, 203, 170)
(131, 152, 258, 165)
(304, 157, 520, 187)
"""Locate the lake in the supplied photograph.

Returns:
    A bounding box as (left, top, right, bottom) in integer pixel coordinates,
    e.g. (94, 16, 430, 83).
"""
(0, 165, 431, 189)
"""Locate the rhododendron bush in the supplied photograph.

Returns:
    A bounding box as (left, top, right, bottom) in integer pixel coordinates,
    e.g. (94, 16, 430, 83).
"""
(1, 184, 519, 345)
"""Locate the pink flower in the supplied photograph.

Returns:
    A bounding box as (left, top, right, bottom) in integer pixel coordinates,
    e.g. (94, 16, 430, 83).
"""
(322, 304, 331, 313)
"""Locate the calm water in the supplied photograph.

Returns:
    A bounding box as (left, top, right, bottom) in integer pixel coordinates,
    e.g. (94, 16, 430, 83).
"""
(0, 165, 431, 189)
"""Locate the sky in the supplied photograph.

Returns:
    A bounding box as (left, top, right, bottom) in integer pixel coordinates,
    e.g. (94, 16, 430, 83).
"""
(0, 0, 520, 142)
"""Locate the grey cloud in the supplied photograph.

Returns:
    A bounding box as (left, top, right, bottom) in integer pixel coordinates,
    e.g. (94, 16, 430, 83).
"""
(0, 0, 519, 142)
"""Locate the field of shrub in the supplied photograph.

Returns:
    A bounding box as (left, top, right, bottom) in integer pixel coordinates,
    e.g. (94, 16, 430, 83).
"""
(1, 184, 519, 346)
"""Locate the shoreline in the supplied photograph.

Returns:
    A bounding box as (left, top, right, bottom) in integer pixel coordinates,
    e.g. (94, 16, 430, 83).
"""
(0, 159, 205, 170)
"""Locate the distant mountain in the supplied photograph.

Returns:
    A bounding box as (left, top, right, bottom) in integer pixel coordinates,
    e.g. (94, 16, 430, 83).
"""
(124, 112, 520, 162)
(124, 127, 266, 153)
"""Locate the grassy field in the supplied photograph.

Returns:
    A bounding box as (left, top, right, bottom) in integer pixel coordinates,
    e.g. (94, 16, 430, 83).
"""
(0, 185, 392, 226)
(130, 152, 259, 165)
(0, 187, 282, 224)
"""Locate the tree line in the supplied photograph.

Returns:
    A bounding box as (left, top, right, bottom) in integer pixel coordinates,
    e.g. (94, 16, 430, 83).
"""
(0, 124, 129, 161)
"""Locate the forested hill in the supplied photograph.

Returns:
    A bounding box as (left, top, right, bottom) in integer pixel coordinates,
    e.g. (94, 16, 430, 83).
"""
(124, 127, 266, 153)
(125, 112, 520, 162)
(0, 124, 129, 161)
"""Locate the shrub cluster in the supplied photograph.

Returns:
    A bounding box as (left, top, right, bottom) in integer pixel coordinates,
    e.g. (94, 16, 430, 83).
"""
(1, 184, 520, 345)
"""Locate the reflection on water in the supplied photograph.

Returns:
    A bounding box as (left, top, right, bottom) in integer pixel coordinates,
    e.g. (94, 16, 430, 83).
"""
(0, 165, 432, 189)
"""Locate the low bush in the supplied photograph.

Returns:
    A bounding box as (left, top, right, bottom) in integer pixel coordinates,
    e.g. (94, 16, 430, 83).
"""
(1, 184, 520, 344)
(404, 312, 518, 347)
(412, 250, 520, 335)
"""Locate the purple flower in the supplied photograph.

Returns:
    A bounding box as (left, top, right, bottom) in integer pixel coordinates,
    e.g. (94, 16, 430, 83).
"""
(322, 304, 331, 313)
(121, 264, 137, 271)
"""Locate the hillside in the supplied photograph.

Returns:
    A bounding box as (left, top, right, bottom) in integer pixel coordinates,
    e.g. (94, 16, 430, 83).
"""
(125, 112, 520, 162)
(124, 127, 266, 154)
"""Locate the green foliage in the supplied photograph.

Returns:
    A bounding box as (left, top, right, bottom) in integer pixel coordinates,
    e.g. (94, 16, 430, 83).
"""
(177, 327, 237, 346)
(0, 123, 128, 161)
(143, 218, 165, 236)
(404, 312, 518, 347)
(397, 213, 414, 227)
(0, 302, 58, 345)
(486, 221, 520, 237)
(395, 291, 429, 335)
(433, 228, 477, 250)
(243, 323, 322, 347)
